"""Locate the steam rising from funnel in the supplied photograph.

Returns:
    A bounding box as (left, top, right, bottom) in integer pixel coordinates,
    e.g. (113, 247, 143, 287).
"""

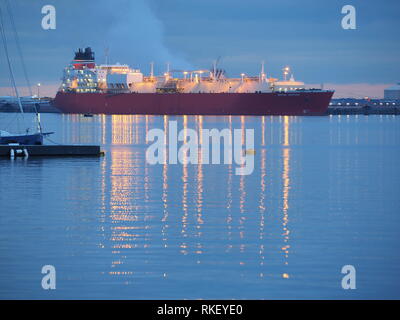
(92, 0, 192, 73)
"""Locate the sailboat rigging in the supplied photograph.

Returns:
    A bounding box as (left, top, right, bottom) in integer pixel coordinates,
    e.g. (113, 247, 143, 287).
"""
(0, 0, 53, 145)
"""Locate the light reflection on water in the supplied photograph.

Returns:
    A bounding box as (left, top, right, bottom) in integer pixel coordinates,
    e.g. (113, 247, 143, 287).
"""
(0, 113, 399, 299)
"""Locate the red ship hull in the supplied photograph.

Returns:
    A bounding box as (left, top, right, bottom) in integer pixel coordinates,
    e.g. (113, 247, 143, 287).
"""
(53, 90, 333, 116)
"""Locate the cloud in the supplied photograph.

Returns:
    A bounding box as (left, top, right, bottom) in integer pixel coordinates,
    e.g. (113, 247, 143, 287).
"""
(90, 0, 192, 74)
(0, 0, 192, 86)
(1, 0, 399, 85)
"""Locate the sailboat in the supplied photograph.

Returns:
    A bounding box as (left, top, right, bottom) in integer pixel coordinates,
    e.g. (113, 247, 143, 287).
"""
(0, 106, 53, 145)
(0, 130, 51, 145)
(0, 1, 53, 145)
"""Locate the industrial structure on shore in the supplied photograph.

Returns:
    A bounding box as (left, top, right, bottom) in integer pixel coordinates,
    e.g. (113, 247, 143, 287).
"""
(384, 83, 400, 100)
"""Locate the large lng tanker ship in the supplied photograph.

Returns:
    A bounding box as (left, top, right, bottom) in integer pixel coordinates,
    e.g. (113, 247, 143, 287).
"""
(53, 48, 333, 115)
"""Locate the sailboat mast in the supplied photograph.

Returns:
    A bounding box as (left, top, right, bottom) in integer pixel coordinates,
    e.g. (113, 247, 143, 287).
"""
(5, 0, 33, 97)
(0, 5, 25, 119)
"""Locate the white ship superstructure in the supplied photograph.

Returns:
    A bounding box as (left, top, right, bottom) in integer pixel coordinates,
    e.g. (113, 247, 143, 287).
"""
(59, 47, 305, 94)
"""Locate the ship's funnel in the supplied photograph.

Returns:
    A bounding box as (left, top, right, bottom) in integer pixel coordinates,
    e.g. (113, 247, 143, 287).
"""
(74, 47, 95, 61)
(73, 47, 96, 70)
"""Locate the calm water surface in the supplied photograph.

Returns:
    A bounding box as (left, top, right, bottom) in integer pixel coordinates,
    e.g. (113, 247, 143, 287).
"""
(0, 113, 399, 299)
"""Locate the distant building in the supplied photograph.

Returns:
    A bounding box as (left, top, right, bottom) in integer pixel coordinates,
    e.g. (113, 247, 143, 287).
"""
(384, 83, 400, 100)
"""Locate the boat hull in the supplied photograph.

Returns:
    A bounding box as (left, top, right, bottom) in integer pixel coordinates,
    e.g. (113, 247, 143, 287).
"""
(53, 91, 334, 116)
(0, 133, 43, 145)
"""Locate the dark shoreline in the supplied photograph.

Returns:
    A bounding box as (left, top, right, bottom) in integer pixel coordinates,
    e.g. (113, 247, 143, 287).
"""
(327, 106, 400, 115)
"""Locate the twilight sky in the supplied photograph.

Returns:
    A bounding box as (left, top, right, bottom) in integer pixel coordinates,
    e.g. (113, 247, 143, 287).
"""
(0, 0, 399, 97)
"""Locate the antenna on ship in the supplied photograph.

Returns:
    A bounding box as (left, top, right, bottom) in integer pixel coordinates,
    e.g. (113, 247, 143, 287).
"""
(213, 56, 222, 81)
(150, 62, 154, 79)
(104, 47, 109, 65)
(241, 73, 245, 84)
(213, 60, 217, 82)
(260, 61, 266, 83)
(283, 66, 290, 81)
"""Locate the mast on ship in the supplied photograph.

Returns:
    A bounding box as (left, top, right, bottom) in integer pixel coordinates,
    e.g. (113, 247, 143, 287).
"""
(283, 66, 290, 81)
(260, 61, 266, 83)
(150, 62, 154, 79)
